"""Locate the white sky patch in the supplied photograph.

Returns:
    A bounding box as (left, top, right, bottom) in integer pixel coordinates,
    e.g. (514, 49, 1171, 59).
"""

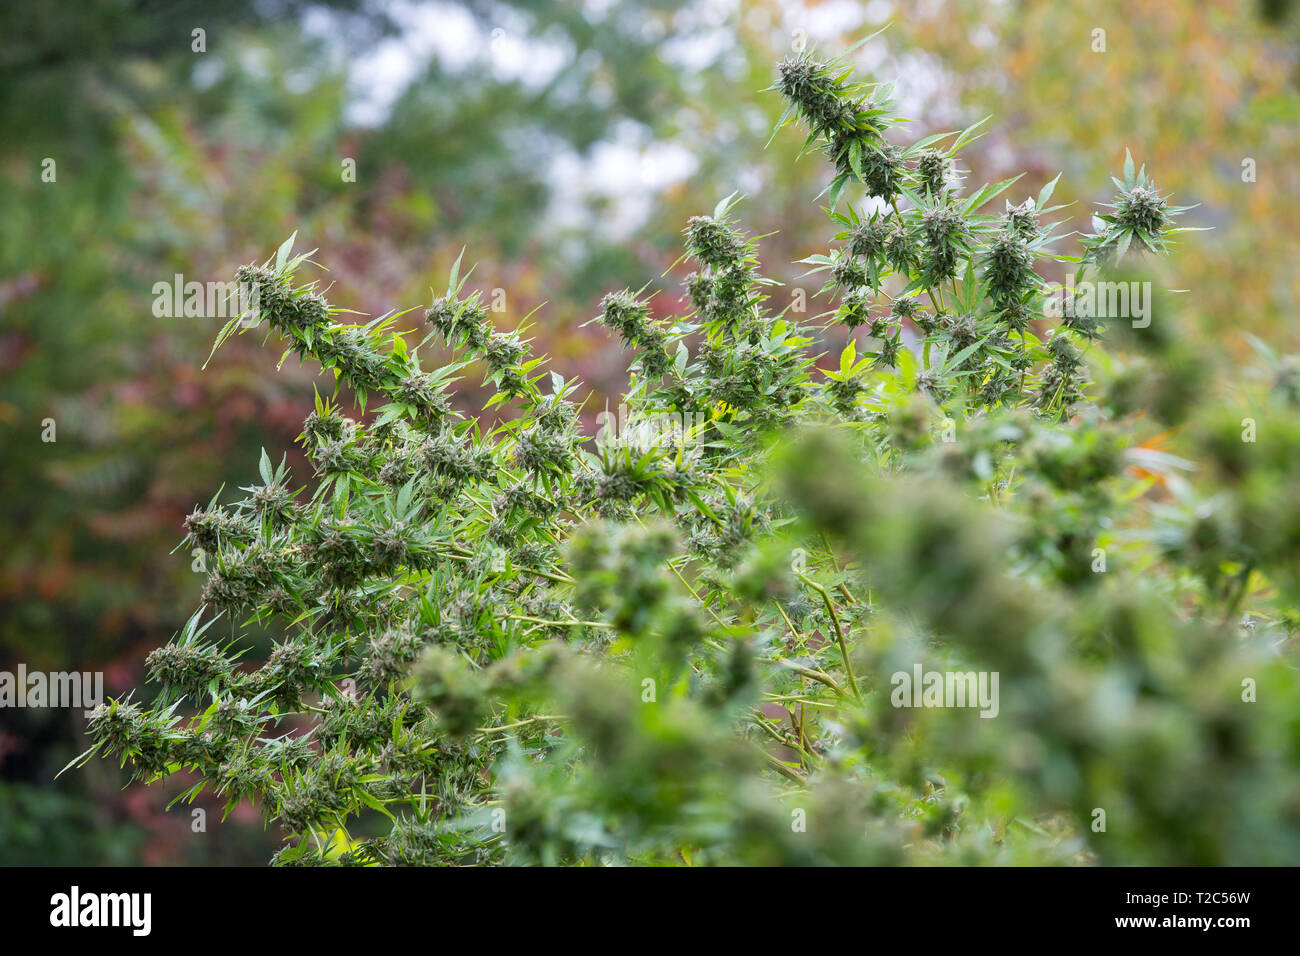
(781, 0, 869, 46)
(303, 1, 567, 127)
(325, 2, 475, 126)
(581, 0, 618, 20)
(192, 57, 224, 90)
(658, 27, 733, 73)
(547, 121, 699, 237)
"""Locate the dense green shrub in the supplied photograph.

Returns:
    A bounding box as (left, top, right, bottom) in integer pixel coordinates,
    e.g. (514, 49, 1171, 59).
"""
(73, 42, 1300, 865)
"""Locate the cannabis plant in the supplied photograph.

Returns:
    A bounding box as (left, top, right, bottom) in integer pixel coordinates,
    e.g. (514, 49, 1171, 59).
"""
(72, 40, 1300, 866)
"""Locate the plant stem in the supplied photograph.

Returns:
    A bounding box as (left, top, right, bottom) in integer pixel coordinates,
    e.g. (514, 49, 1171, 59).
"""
(798, 574, 862, 701)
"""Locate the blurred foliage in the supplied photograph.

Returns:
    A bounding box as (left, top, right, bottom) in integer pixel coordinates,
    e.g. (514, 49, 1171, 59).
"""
(0, 780, 140, 865)
(881, 0, 1300, 349)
